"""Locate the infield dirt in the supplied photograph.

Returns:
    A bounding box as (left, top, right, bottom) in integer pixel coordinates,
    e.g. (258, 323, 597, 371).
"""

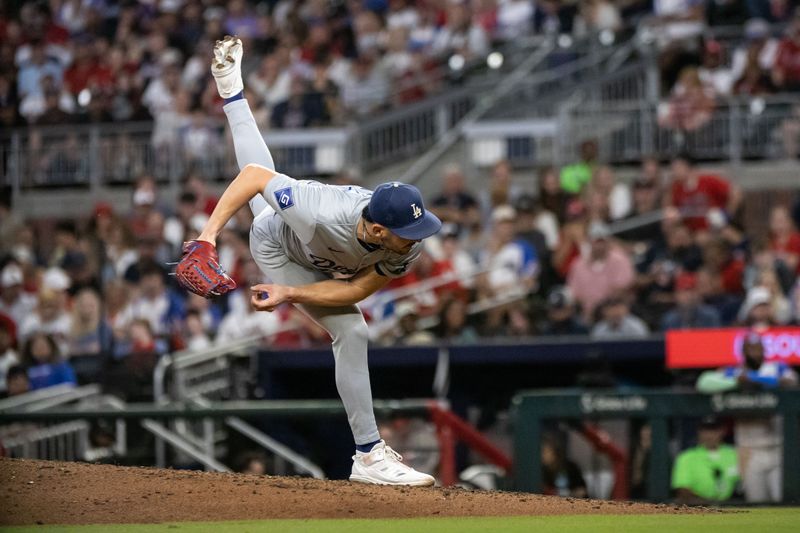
(0, 457, 708, 525)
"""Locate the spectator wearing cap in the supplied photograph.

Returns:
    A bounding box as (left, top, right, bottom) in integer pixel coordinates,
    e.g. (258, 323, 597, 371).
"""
(591, 296, 649, 339)
(661, 272, 721, 330)
(478, 205, 539, 298)
(0, 314, 19, 395)
(21, 332, 77, 391)
(671, 416, 739, 505)
(737, 285, 781, 327)
(730, 19, 778, 84)
(772, 14, 800, 91)
(697, 333, 798, 503)
(128, 176, 163, 237)
(567, 222, 634, 322)
(751, 268, 792, 324)
(538, 286, 589, 336)
(0, 263, 37, 328)
(666, 153, 741, 233)
(430, 164, 481, 227)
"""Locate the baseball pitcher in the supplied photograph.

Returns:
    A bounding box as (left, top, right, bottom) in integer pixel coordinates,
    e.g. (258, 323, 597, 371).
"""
(175, 36, 441, 486)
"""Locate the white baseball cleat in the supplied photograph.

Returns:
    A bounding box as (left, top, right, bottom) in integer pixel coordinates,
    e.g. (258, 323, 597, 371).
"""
(349, 440, 435, 486)
(211, 35, 243, 99)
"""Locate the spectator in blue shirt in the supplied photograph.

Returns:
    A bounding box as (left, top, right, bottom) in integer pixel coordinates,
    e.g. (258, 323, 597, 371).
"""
(21, 332, 76, 390)
(17, 41, 64, 99)
(661, 272, 722, 330)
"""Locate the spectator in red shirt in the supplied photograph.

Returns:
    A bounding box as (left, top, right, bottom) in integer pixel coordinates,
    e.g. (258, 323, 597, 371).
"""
(553, 199, 588, 279)
(768, 205, 800, 274)
(703, 238, 745, 296)
(63, 41, 94, 96)
(772, 14, 800, 91)
(667, 153, 742, 231)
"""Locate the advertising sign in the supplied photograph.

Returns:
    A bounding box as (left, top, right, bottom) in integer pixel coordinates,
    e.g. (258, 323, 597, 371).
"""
(666, 328, 800, 368)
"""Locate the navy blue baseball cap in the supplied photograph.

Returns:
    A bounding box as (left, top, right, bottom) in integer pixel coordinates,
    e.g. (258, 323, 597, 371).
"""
(368, 182, 442, 240)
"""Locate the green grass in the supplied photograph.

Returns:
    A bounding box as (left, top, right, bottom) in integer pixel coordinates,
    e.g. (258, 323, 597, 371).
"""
(2, 509, 799, 533)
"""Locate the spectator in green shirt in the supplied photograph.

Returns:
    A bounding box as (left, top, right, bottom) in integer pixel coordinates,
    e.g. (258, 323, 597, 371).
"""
(671, 416, 740, 505)
(560, 139, 599, 194)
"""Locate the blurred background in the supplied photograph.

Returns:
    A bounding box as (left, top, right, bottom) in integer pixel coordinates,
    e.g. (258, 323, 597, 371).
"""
(1, 0, 800, 507)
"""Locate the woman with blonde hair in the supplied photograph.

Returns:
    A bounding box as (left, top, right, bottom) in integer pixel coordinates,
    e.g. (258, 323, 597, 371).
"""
(658, 66, 716, 132)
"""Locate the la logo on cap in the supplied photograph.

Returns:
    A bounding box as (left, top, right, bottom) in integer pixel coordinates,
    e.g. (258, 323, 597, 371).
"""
(411, 204, 422, 219)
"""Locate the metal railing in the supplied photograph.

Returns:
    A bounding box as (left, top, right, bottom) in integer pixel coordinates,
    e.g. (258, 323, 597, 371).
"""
(152, 331, 326, 477)
(0, 34, 629, 206)
(0, 384, 126, 462)
(461, 95, 798, 168)
(2, 420, 91, 461)
(564, 96, 797, 165)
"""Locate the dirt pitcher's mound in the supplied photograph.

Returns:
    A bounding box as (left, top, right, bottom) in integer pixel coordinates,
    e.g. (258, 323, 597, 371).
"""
(1, 458, 706, 525)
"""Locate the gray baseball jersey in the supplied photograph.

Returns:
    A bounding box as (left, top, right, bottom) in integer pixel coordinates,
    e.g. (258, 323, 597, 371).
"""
(252, 173, 421, 279)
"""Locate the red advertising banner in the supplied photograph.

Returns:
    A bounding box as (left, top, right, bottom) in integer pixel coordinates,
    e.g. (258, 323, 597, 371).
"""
(666, 327, 800, 369)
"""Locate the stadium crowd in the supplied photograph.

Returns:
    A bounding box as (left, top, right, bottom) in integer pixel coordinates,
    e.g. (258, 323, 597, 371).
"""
(0, 0, 638, 132)
(3, 0, 800, 133)
(2, 144, 800, 399)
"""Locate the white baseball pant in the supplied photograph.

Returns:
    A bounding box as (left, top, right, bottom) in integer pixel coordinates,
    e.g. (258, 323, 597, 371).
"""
(222, 99, 381, 445)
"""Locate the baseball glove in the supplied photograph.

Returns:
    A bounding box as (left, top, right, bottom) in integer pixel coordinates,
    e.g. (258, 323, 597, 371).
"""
(174, 240, 236, 298)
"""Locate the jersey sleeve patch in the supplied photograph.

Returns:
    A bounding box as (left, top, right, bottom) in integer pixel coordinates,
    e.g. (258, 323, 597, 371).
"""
(274, 187, 294, 210)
